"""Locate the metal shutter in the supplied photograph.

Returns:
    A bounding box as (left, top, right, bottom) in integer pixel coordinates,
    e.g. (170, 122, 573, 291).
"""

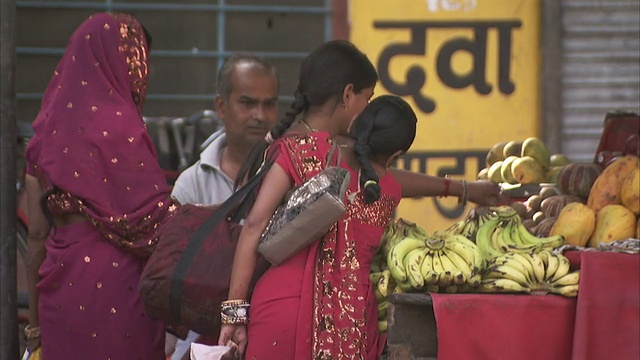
(560, 0, 640, 162)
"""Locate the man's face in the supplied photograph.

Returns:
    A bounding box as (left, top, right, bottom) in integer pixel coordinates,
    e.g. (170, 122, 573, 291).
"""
(215, 63, 279, 149)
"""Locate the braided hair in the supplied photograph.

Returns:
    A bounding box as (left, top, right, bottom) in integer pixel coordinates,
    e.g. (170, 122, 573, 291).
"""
(235, 40, 378, 187)
(350, 95, 418, 203)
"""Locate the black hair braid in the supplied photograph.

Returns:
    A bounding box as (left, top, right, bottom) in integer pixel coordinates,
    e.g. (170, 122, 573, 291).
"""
(352, 116, 381, 204)
(271, 90, 308, 139)
(234, 90, 309, 188)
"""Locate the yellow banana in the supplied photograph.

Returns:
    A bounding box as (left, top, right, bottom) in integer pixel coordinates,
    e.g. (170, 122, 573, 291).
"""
(480, 278, 531, 294)
(444, 285, 459, 293)
(405, 222, 430, 241)
(378, 320, 388, 332)
(519, 252, 546, 284)
(484, 263, 530, 287)
(404, 247, 427, 289)
(430, 251, 449, 286)
(420, 251, 439, 286)
(550, 284, 579, 297)
(387, 237, 426, 283)
(442, 249, 471, 285)
(369, 271, 384, 285)
(439, 251, 461, 286)
(551, 270, 580, 287)
(425, 284, 440, 293)
(377, 269, 391, 298)
(378, 300, 389, 319)
(550, 254, 572, 283)
(538, 251, 559, 282)
(448, 234, 484, 271)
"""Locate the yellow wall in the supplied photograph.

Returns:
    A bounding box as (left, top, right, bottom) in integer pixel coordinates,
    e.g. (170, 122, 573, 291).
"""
(350, 0, 541, 233)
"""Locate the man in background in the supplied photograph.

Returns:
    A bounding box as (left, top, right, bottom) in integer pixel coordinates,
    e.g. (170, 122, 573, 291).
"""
(167, 53, 280, 360)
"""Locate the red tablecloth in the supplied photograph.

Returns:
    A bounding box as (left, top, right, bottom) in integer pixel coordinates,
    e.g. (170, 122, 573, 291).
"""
(567, 250, 640, 360)
(432, 293, 576, 360)
(431, 251, 640, 360)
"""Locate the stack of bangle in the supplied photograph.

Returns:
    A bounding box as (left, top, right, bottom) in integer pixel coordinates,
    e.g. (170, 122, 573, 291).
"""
(458, 179, 468, 206)
(220, 300, 250, 325)
(24, 324, 41, 340)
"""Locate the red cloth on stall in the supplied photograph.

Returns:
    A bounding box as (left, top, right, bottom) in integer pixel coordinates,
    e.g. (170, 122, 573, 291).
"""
(431, 293, 576, 360)
(568, 250, 640, 360)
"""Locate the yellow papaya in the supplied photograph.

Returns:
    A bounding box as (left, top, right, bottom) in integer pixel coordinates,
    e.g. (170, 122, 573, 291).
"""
(587, 204, 636, 247)
(587, 155, 640, 213)
(620, 167, 639, 215)
(549, 203, 595, 247)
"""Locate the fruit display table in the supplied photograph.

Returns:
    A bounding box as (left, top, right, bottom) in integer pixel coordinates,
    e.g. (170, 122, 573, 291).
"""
(386, 250, 639, 360)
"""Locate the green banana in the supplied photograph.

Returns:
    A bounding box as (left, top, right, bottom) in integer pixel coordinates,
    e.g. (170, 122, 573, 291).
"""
(475, 218, 504, 260)
(490, 205, 518, 219)
(387, 237, 426, 283)
(515, 220, 564, 249)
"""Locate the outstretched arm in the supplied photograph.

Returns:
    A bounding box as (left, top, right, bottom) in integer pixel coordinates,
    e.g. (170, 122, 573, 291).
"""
(390, 168, 505, 206)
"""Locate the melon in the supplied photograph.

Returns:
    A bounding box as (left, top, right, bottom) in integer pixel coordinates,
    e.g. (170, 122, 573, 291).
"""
(557, 163, 603, 200)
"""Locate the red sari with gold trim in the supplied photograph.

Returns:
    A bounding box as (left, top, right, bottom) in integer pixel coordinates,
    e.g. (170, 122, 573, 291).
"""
(245, 132, 400, 359)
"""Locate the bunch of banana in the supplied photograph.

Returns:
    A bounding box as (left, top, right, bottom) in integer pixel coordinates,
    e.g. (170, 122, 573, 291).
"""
(380, 218, 429, 258)
(370, 268, 396, 326)
(387, 231, 485, 293)
(475, 205, 565, 261)
(479, 250, 580, 297)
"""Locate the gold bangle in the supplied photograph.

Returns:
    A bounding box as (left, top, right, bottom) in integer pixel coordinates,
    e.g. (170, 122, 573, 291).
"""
(24, 324, 41, 340)
(363, 180, 378, 189)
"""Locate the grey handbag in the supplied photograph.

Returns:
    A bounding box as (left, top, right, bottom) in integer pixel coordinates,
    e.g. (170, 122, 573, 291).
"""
(257, 143, 350, 266)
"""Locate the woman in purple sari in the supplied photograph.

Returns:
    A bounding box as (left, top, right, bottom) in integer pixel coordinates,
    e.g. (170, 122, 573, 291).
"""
(24, 13, 178, 359)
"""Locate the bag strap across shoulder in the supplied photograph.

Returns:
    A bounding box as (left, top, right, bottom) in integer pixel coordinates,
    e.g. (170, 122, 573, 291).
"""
(169, 155, 275, 323)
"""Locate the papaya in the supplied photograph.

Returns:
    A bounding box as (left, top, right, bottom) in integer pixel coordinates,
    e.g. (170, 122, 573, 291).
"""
(587, 155, 640, 213)
(550, 203, 595, 247)
(620, 167, 639, 215)
(587, 204, 636, 247)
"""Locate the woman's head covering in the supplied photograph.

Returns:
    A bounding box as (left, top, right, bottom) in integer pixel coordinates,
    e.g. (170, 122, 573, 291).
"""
(26, 13, 176, 256)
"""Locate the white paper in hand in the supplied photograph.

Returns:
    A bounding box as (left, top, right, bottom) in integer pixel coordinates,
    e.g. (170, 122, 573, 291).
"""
(190, 343, 235, 360)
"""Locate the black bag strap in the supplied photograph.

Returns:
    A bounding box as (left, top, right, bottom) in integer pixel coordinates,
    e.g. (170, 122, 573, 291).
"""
(169, 155, 275, 323)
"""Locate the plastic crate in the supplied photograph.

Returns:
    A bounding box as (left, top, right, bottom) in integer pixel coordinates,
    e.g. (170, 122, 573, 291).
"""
(593, 111, 640, 162)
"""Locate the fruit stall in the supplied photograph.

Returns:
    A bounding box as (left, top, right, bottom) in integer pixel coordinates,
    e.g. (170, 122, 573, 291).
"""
(377, 112, 640, 360)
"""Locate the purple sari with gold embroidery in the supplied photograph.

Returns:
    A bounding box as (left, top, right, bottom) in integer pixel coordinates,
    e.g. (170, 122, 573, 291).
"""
(25, 13, 177, 359)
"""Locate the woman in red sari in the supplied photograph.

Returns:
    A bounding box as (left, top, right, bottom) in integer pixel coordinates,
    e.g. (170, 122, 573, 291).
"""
(246, 95, 417, 359)
(219, 40, 504, 359)
(24, 13, 178, 359)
